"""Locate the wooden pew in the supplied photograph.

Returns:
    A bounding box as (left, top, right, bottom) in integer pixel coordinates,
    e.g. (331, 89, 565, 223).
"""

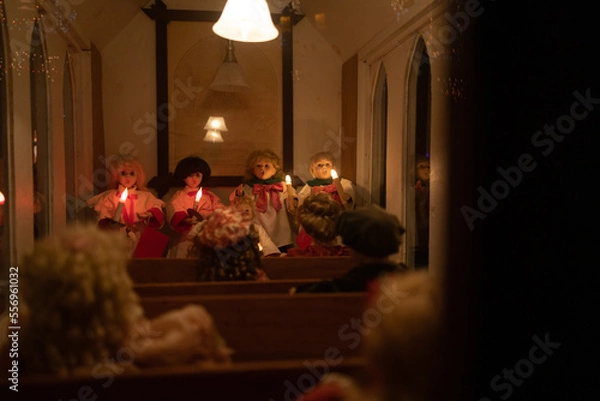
(141, 293, 368, 362)
(9, 293, 370, 401)
(134, 278, 319, 297)
(127, 256, 356, 283)
(12, 357, 367, 401)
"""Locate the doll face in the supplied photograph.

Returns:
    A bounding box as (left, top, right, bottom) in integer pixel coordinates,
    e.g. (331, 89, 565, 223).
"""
(234, 200, 255, 220)
(118, 164, 137, 188)
(311, 158, 334, 180)
(416, 161, 431, 182)
(184, 171, 203, 188)
(253, 157, 277, 181)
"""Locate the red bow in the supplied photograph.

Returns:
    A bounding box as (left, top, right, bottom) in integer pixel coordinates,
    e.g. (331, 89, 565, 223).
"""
(252, 183, 283, 213)
(311, 184, 342, 205)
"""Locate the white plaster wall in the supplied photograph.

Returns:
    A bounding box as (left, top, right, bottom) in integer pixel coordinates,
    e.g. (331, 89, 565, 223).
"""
(293, 18, 342, 182)
(102, 12, 157, 180)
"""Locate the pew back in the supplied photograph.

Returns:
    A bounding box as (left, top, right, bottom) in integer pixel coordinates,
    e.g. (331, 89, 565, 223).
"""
(134, 279, 319, 297)
(127, 256, 356, 283)
(141, 292, 368, 362)
(12, 357, 367, 401)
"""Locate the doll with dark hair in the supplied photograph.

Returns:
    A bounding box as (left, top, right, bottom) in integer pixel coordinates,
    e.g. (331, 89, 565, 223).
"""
(188, 207, 268, 281)
(87, 156, 167, 257)
(165, 156, 225, 258)
(297, 151, 355, 210)
(291, 205, 409, 293)
(229, 149, 297, 251)
(287, 192, 350, 257)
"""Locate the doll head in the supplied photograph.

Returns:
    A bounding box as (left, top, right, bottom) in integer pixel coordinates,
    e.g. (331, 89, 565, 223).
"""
(364, 270, 442, 401)
(231, 191, 257, 221)
(173, 156, 211, 188)
(19, 225, 143, 376)
(415, 154, 431, 183)
(189, 207, 263, 281)
(309, 151, 336, 180)
(109, 157, 147, 190)
(296, 192, 342, 244)
(244, 149, 283, 182)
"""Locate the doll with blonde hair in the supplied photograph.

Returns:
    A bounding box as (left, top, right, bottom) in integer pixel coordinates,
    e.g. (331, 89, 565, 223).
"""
(87, 156, 167, 257)
(229, 149, 297, 250)
(297, 151, 355, 210)
(0, 225, 231, 377)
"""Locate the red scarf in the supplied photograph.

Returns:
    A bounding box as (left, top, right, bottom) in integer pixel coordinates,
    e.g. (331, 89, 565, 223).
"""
(311, 183, 342, 205)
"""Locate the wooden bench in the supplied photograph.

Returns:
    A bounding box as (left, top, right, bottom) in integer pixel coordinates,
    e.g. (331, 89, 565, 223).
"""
(127, 256, 356, 283)
(11, 357, 367, 401)
(134, 278, 319, 297)
(140, 292, 368, 362)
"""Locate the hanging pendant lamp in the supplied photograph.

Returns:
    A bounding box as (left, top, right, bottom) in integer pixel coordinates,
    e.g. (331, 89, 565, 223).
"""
(210, 40, 249, 92)
(213, 0, 279, 43)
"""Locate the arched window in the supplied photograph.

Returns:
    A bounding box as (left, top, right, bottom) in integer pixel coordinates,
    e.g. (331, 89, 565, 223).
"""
(371, 64, 388, 207)
(30, 19, 50, 238)
(0, 0, 9, 268)
(63, 51, 77, 222)
(406, 37, 431, 269)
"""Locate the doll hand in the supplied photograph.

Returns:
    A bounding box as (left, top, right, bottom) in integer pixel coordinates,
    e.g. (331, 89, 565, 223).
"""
(234, 185, 245, 198)
(137, 211, 152, 221)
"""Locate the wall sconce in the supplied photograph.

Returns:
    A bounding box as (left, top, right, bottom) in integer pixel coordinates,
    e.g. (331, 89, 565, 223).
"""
(204, 116, 228, 143)
(213, 0, 279, 43)
(210, 40, 249, 92)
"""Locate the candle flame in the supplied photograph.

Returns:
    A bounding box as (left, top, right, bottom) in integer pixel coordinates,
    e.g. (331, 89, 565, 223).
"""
(0, 191, 5, 205)
(330, 169, 338, 179)
(285, 175, 292, 185)
(119, 188, 128, 203)
(258, 243, 263, 252)
(195, 187, 203, 202)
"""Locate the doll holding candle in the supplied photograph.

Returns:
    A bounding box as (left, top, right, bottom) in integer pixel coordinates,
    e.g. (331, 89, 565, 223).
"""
(165, 156, 225, 258)
(297, 151, 355, 210)
(87, 157, 166, 257)
(230, 149, 297, 251)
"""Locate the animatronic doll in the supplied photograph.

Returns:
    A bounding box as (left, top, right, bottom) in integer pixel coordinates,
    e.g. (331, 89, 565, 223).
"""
(0, 225, 231, 377)
(297, 151, 355, 210)
(165, 156, 225, 258)
(87, 157, 167, 258)
(188, 207, 269, 281)
(230, 149, 297, 250)
(230, 190, 281, 257)
(286, 192, 350, 257)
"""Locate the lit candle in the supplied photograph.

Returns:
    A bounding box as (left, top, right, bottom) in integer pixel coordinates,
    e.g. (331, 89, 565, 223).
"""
(0, 191, 5, 205)
(114, 188, 128, 222)
(330, 169, 347, 205)
(285, 175, 295, 211)
(193, 187, 203, 210)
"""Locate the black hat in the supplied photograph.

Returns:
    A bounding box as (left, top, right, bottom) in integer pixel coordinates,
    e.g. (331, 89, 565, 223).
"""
(335, 205, 405, 257)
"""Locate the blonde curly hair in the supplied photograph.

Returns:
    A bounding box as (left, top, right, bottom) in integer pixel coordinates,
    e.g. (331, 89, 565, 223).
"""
(19, 225, 143, 376)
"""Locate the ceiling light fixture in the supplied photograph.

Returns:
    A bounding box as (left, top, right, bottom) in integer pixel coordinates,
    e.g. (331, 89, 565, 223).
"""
(210, 40, 249, 92)
(213, 0, 279, 43)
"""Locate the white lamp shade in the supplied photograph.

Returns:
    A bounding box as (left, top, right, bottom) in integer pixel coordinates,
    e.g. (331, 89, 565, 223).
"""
(204, 116, 228, 131)
(204, 130, 224, 143)
(213, 0, 279, 43)
(210, 61, 249, 92)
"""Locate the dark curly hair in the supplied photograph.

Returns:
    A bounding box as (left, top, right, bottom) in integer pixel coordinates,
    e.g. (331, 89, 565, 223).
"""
(173, 156, 211, 186)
